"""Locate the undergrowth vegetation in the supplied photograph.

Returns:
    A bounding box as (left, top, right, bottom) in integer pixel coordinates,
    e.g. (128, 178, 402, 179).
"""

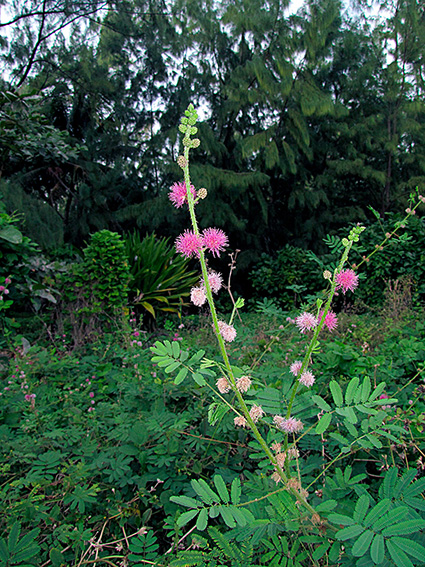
(0, 105, 424, 567)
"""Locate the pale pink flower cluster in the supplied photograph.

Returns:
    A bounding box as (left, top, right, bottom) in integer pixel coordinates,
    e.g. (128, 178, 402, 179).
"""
(175, 228, 229, 259)
(295, 312, 317, 333)
(191, 286, 207, 306)
(190, 271, 223, 307)
(249, 405, 264, 423)
(234, 415, 248, 427)
(236, 375, 251, 393)
(216, 377, 231, 393)
(217, 320, 237, 342)
(273, 415, 304, 433)
(290, 360, 303, 376)
(299, 370, 315, 387)
(335, 269, 359, 294)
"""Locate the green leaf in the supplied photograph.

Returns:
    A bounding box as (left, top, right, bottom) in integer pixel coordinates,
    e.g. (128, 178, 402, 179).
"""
(164, 361, 181, 374)
(352, 529, 374, 557)
(315, 500, 337, 512)
(193, 372, 206, 386)
(345, 377, 360, 405)
(174, 367, 188, 385)
(386, 538, 414, 567)
(312, 395, 331, 412)
(231, 477, 241, 505)
(196, 508, 208, 531)
(353, 494, 370, 524)
(369, 382, 386, 401)
(390, 537, 425, 561)
(370, 534, 385, 565)
(330, 381, 343, 407)
(219, 506, 236, 528)
(8, 523, 20, 554)
(0, 538, 9, 562)
(373, 506, 409, 532)
(360, 377, 371, 403)
(191, 479, 219, 505)
(312, 541, 330, 560)
(177, 509, 199, 527)
(213, 475, 229, 503)
(172, 341, 180, 358)
(335, 524, 364, 540)
(0, 226, 23, 244)
(328, 514, 356, 526)
(363, 499, 391, 528)
(381, 468, 398, 499)
(382, 519, 425, 536)
(393, 469, 417, 499)
(403, 476, 425, 498)
(316, 413, 332, 434)
(49, 548, 64, 567)
(170, 495, 199, 508)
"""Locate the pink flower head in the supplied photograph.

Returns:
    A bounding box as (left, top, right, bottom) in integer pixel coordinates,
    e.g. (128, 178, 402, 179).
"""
(0, 286, 4, 293)
(299, 370, 315, 387)
(205, 271, 223, 294)
(236, 375, 252, 393)
(273, 415, 303, 433)
(191, 286, 207, 307)
(295, 312, 317, 334)
(5, 277, 11, 285)
(201, 228, 228, 258)
(290, 361, 303, 376)
(234, 416, 248, 428)
(175, 230, 202, 258)
(249, 405, 264, 423)
(216, 377, 231, 393)
(335, 269, 359, 294)
(168, 182, 196, 208)
(217, 320, 237, 342)
(319, 310, 338, 332)
(89, 392, 95, 398)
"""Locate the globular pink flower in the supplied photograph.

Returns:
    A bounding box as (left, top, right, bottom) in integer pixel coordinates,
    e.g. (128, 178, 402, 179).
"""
(175, 230, 202, 258)
(217, 320, 237, 342)
(236, 375, 252, 393)
(89, 392, 95, 398)
(191, 286, 207, 307)
(201, 228, 228, 258)
(216, 377, 231, 393)
(295, 312, 317, 334)
(0, 286, 4, 292)
(319, 310, 338, 332)
(5, 277, 11, 285)
(234, 416, 248, 428)
(273, 415, 303, 433)
(299, 371, 315, 387)
(205, 271, 223, 293)
(168, 182, 196, 208)
(335, 269, 359, 294)
(249, 405, 264, 423)
(290, 361, 303, 376)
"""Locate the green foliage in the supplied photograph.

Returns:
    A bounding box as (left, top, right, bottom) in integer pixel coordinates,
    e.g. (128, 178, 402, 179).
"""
(125, 232, 198, 319)
(248, 245, 323, 308)
(328, 468, 425, 566)
(0, 523, 40, 567)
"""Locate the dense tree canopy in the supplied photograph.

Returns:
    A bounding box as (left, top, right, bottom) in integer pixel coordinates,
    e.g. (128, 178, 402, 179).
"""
(1, 0, 425, 258)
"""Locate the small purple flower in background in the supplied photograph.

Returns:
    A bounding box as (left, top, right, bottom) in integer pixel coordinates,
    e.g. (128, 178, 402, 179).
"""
(191, 286, 207, 306)
(319, 310, 338, 332)
(201, 228, 228, 257)
(335, 269, 359, 294)
(89, 392, 95, 398)
(24, 393, 36, 401)
(290, 361, 303, 376)
(299, 370, 315, 387)
(296, 312, 317, 334)
(175, 230, 202, 258)
(168, 182, 196, 208)
(217, 320, 237, 342)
